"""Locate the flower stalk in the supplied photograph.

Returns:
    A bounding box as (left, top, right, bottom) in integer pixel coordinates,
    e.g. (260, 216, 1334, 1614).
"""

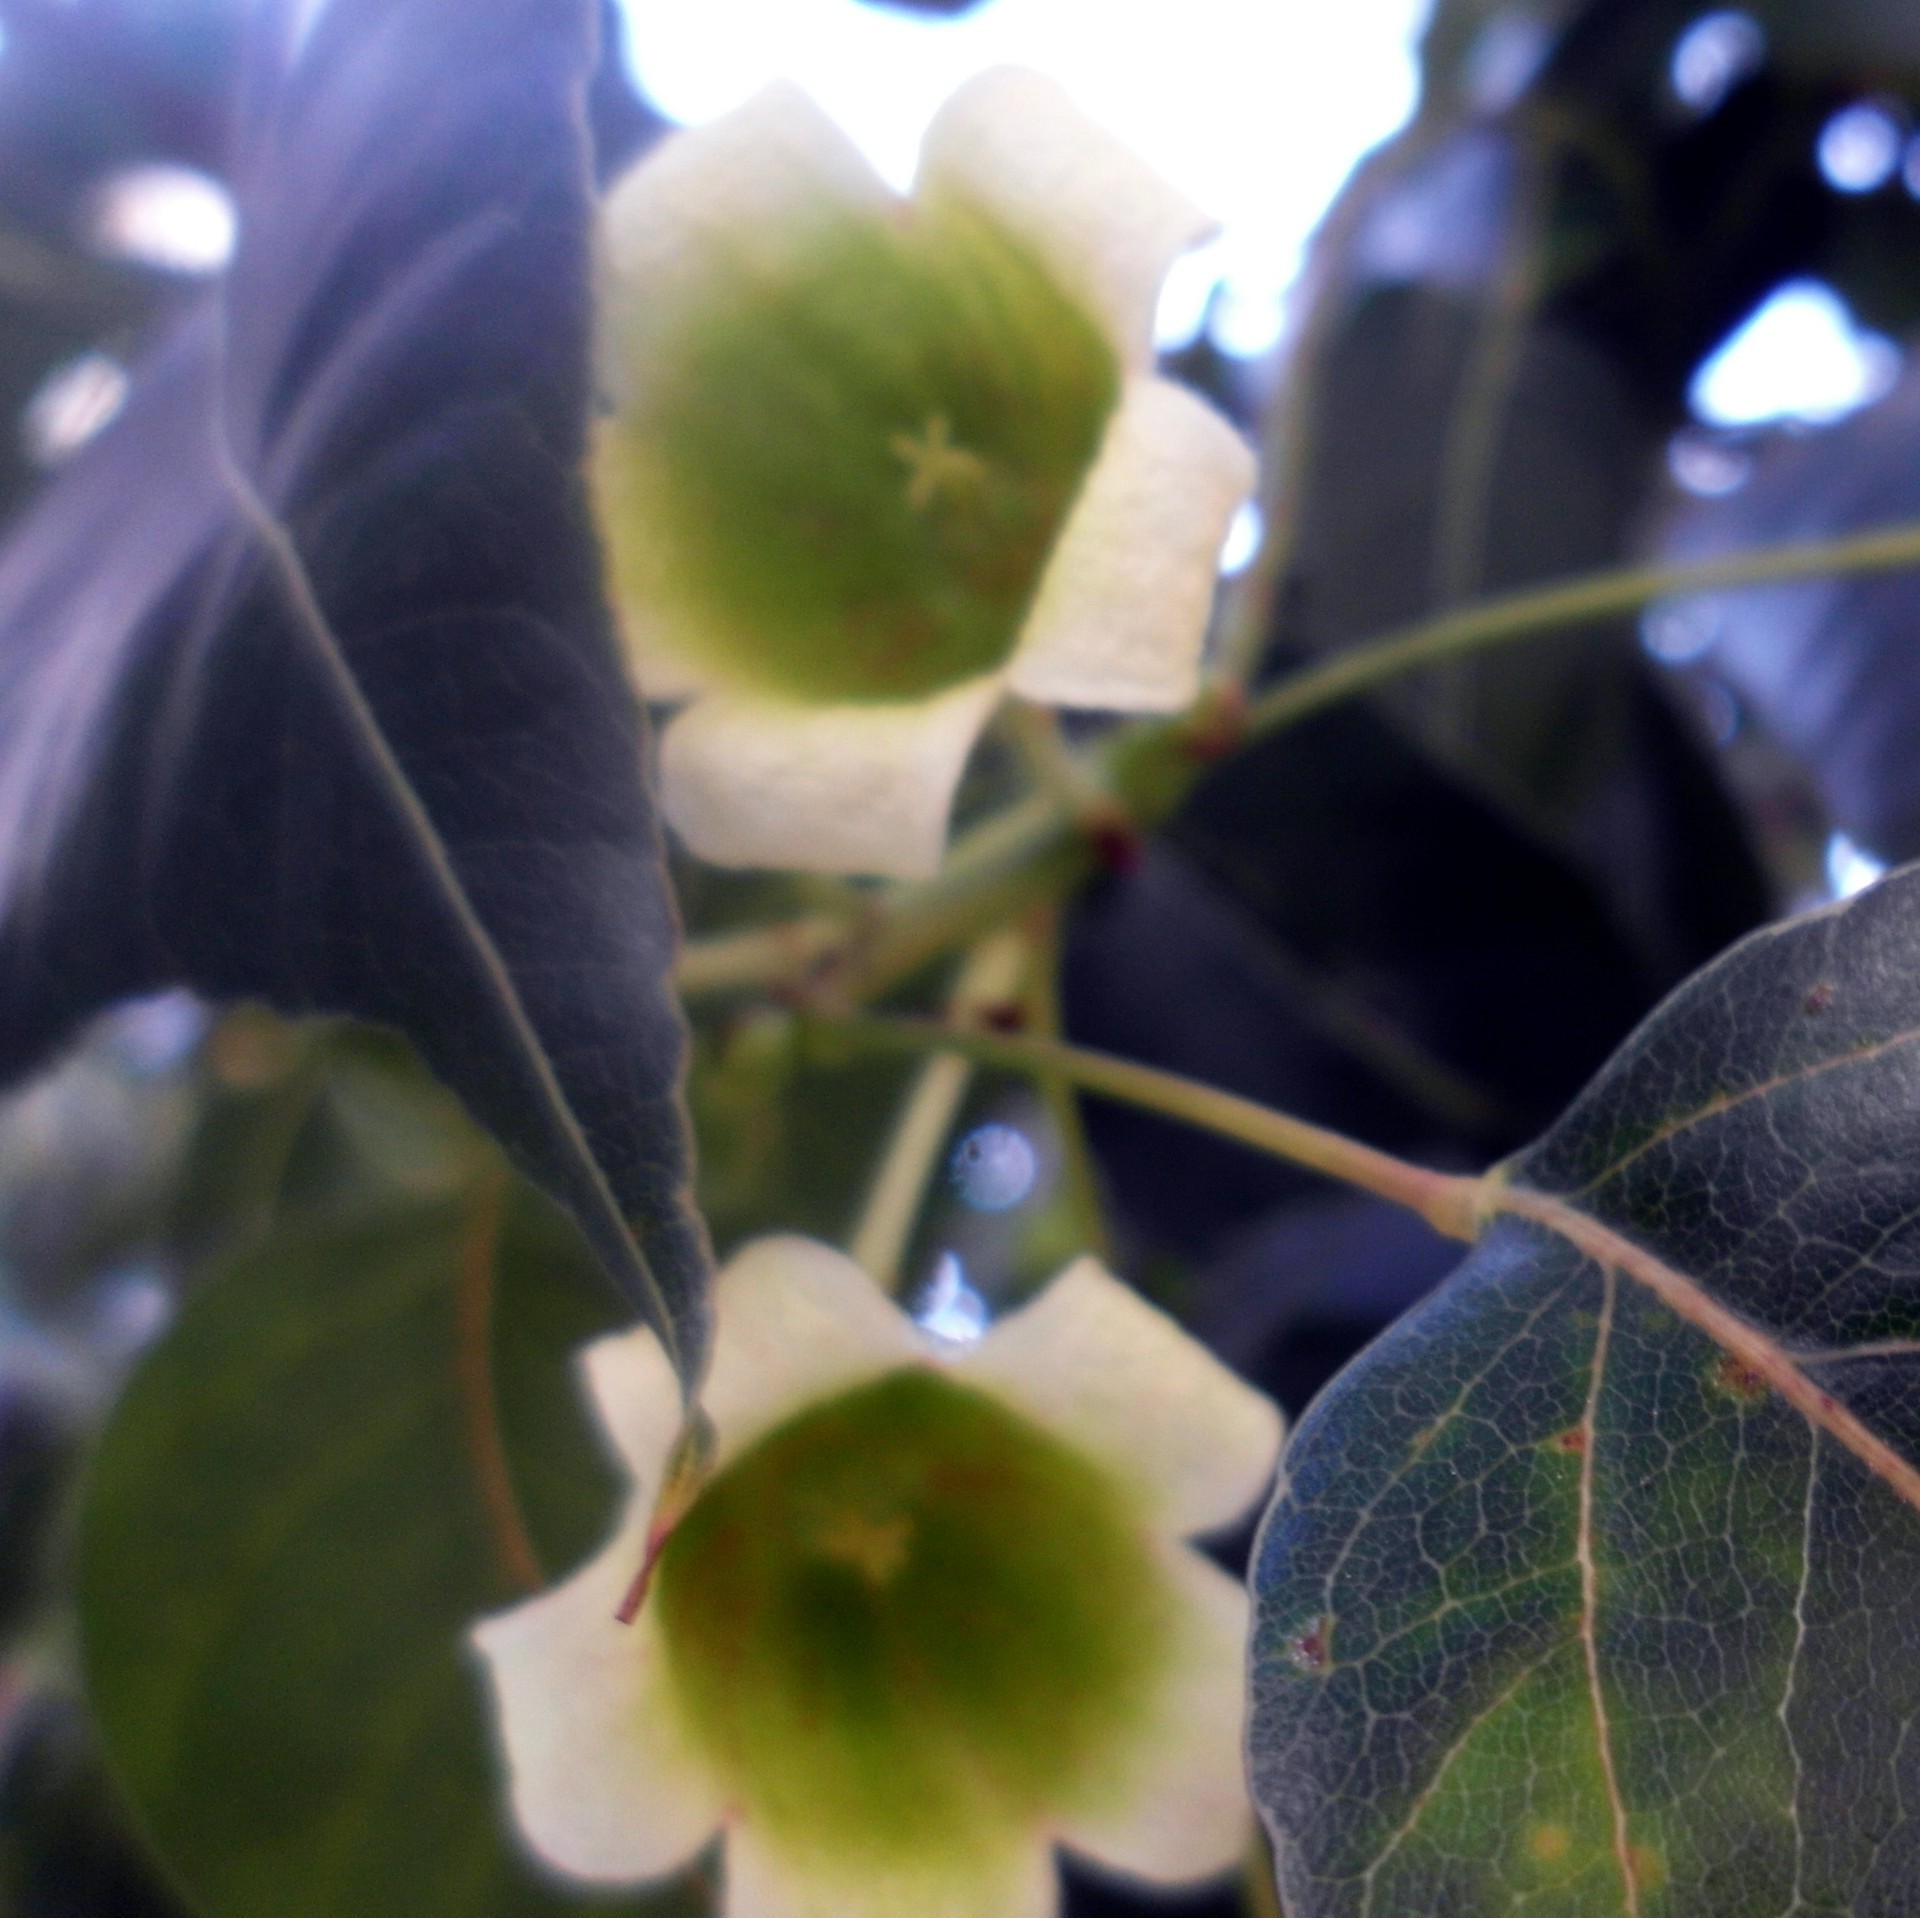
(807, 1012, 1484, 1243)
(679, 511, 1920, 1010)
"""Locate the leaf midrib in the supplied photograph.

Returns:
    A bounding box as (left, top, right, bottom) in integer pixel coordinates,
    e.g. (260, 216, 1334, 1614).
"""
(204, 301, 687, 1385)
(1493, 1185, 1920, 1517)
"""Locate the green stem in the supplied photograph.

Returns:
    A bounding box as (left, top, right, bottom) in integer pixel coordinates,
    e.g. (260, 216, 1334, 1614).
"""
(808, 1013, 1481, 1243)
(1021, 904, 1113, 1262)
(845, 935, 1029, 1293)
(676, 916, 845, 999)
(680, 516, 1920, 1007)
(1241, 517, 1920, 743)
(1426, 129, 1549, 609)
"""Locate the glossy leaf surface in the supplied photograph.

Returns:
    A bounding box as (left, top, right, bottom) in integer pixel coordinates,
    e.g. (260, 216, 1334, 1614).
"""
(0, 0, 707, 1379)
(1251, 862, 1920, 1913)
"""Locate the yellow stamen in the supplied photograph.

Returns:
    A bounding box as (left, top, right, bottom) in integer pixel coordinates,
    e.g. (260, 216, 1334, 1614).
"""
(890, 413, 989, 511)
(813, 1507, 915, 1585)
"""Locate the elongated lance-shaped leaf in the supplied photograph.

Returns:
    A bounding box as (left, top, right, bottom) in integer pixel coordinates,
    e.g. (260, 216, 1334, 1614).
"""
(0, 0, 709, 1380)
(1250, 862, 1920, 1915)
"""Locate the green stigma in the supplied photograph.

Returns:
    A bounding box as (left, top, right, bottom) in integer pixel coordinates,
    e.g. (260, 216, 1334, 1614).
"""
(653, 1367, 1174, 1868)
(598, 193, 1120, 704)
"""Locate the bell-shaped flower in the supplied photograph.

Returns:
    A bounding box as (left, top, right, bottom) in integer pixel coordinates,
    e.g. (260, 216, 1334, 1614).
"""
(595, 71, 1256, 879)
(471, 1236, 1283, 1918)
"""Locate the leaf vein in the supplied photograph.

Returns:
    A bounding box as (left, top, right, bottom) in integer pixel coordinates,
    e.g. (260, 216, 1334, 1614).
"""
(1576, 1263, 1639, 1918)
(205, 302, 685, 1382)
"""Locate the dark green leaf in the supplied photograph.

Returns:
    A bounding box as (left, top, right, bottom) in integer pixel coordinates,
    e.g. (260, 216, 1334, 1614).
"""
(0, 0, 708, 1381)
(1250, 861, 1920, 1913)
(77, 1140, 705, 1918)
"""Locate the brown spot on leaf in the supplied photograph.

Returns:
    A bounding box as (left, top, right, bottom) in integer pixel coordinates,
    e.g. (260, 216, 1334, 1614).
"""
(1630, 1843, 1668, 1892)
(1554, 1426, 1588, 1455)
(1287, 1618, 1331, 1672)
(1804, 980, 1835, 1015)
(1710, 1354, 1769, 1404)
(1526, 1823, 1572, 1864)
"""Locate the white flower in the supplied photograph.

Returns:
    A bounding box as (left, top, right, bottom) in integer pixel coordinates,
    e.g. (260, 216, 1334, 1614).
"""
(472, 1236, 1283, 1918)
(595, 69, 1256, 880)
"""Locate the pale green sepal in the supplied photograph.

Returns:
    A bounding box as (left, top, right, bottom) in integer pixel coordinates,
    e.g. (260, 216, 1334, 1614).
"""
(1006, 376, 1256, 714)
(917, 67, 1217, 373)
(1053, 1545, 1254, 1889)
(722, 1823, 1056, 1918)
(964, 1254, 1283, 1537)
(469, 1526, 725, 1883)
(699, 1234, 927, 1466)
(657, 677, 1001, 879)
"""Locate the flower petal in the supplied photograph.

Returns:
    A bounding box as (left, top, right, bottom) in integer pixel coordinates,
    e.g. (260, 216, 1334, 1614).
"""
(1006, 376, 1254, 714)
(600, 80, 892, 366)
(723, 1824, 1057, 1918)
(592, 424, 717, 703)
(658, 677, 1000, 879)
(702, 1235, 927, 1467)
(469, 1522, 725, 1883)
(594, 84, 893, 703)
(964, 1257, 1282, 1538)
(916, 67, 1214, 371)
(1054, 1546, 1254, 1888)
(579, 1318, 685, 1488)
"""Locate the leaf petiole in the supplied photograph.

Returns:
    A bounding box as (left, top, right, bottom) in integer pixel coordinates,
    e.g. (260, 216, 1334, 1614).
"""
(806, 1013, 1483, 1243)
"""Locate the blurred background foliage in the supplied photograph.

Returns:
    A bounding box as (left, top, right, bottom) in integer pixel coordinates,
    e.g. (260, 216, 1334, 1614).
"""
(8, 0, 1920, 1912)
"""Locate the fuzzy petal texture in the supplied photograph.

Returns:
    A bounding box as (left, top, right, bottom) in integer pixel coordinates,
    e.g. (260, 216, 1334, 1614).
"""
(723, 1823, 1057, 1918)
(595, 85, 892, 700)
(965, 1256, 1283, 1538)
(580, 1316, 686, 1488)
(1007, 375, 1256, 714)
(1054, 1545, 1254, 1887)
(702, 1235, 928, 1466)
(600, 80, 890, 349)
(470, 1528, 726, 1883)
(658, 676, 1002, 879)
(591, 425, 717, 703)
(916, 67, 1215, 371)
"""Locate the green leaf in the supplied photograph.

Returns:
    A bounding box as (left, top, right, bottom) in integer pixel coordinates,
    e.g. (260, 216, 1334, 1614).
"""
(1250, 863, 1920, 1914)
(76, 1152, 705, 1918)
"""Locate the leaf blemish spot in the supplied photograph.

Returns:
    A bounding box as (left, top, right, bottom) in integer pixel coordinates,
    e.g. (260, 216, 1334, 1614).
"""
(1526, 1823, 1572, 1864)
(1553, 1425, 1588, 1455)
(1804, 980, 1835, 1015)
(1286, 1618, 1331, 1672)
(1709, 1354, 1769, 1404)
(1630, 1843, 1668, 1892)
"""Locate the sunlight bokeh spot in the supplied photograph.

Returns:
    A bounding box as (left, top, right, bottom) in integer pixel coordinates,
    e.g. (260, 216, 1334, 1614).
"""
(1669, 10, 1763, 114)
(1818, 101, 1903, 194)
(89, 163, 236, 274)
(1689, 279, 1899, 427)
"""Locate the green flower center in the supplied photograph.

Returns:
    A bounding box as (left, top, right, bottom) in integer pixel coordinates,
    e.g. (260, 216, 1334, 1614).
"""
(598, 192, 1120, 704)
(653, 1367, 1174, 1868)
